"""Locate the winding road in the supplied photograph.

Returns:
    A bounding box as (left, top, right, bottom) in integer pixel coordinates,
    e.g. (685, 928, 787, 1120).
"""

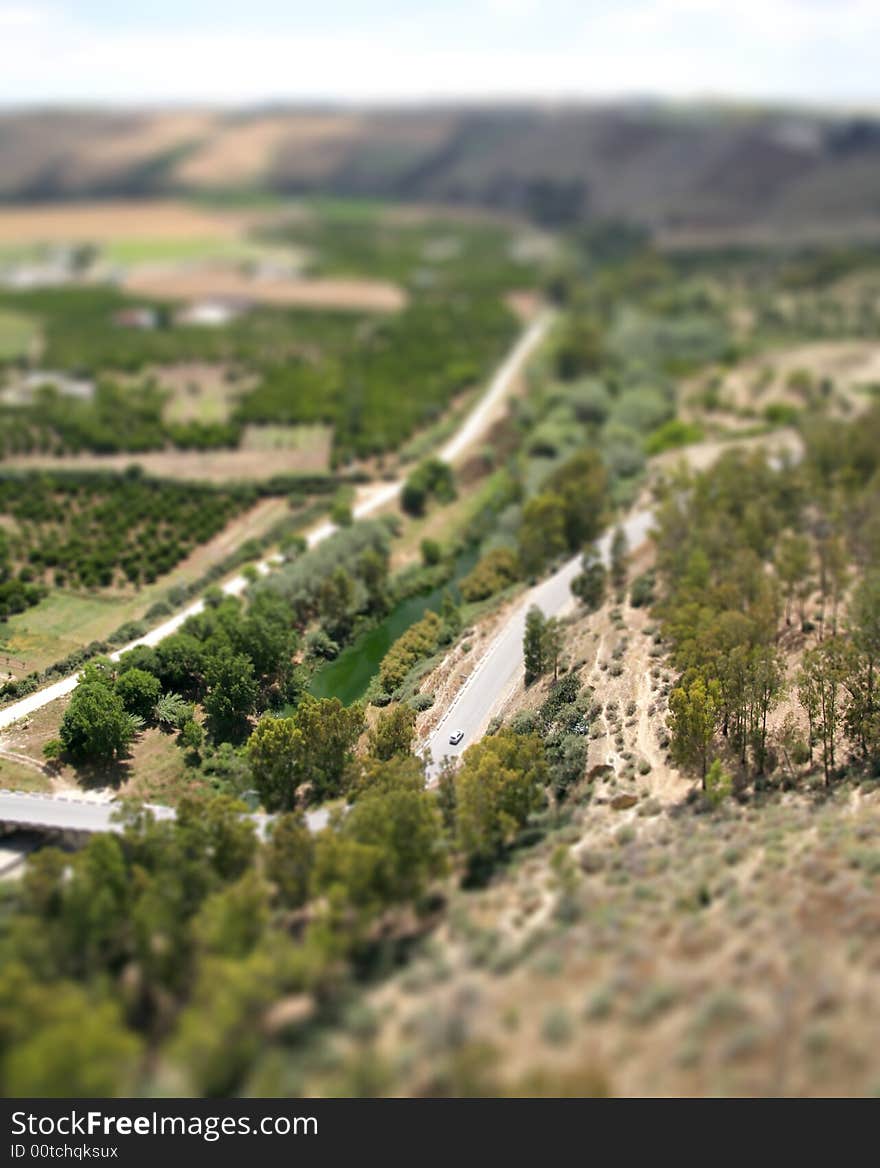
(424, 508, 654, 777)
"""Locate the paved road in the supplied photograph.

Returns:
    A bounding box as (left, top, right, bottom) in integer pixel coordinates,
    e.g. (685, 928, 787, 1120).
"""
(424, 508, 654, 777)
(0, 505, 650, 838)
(0, 788, 332, 838)
(0, 311, 553, 734)
(0, 312, 552, 838)
(0, 508, 652, 838)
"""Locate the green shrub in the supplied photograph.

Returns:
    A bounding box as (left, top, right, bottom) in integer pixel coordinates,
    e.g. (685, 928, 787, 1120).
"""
(459, 547, 519, 602)
(644, 419, 703, 455)
(379, 611, 443, 692)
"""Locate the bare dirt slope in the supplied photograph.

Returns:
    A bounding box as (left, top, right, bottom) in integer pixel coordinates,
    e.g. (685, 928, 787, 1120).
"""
(5, 105, 880, 239)
(346, 778, 880, 1097)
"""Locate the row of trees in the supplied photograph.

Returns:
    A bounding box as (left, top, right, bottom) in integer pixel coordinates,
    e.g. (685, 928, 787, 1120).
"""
(654, 424, 880, 787)
(0, 472, 253, 596)
(0, 718, 553, 1095)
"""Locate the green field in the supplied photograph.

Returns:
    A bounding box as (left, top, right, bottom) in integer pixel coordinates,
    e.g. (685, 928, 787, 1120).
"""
(102, 236, 265, 265)
(2, 590, 135, 673)
(240, 422, 332, 451)
(0, 309, 38, 359)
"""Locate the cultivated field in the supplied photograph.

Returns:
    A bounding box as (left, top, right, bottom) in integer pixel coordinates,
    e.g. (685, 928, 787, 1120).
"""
(154, 362, 253, 425)
(0, 428, 332, 483)
(0, 200, 247, 245)
(0, 493, 295, 677)
(123, 264, 407, 312)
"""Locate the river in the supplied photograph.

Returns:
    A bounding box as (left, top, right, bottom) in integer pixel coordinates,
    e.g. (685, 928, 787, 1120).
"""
(308, 546, 479, 705)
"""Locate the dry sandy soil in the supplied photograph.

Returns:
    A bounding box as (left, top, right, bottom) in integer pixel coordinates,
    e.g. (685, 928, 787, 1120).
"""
(686, 341, 880, 426)
(73, 113, 216, 176)
(123, 264, 406, 312)
(176, 113, 363, 187)
(0, 200, 247, 245)
(343, 774, 880, 1097)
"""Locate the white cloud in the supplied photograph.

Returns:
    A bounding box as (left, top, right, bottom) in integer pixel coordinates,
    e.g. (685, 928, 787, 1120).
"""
(0, 1, 877, 105)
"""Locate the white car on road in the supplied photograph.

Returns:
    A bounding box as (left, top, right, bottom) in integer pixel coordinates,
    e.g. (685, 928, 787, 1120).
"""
(448, 729, 465, 746)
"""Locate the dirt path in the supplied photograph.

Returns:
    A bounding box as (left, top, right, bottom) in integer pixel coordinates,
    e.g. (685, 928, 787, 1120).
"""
(0, 744, 51, 778)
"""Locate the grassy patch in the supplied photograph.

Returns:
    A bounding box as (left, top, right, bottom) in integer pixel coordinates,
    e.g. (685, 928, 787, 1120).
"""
(102, 237, 260, 266)
(0, 309, 38, 359)
(0, 756, 50, 792)
(644, 418, 704, 455)
(240, 423, 332, 452)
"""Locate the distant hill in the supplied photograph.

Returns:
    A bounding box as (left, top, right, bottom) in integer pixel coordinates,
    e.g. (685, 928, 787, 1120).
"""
(2, 103, 880, 243)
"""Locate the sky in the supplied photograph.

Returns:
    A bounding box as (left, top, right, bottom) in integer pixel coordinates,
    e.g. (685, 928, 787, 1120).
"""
(0, 0, 878, 107)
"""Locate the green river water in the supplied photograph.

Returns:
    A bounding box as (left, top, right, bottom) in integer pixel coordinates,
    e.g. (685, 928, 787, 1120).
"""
(308, 546, 479, 705)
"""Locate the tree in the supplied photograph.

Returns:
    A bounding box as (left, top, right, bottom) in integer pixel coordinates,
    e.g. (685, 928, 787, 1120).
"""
(610, 525, 629, 596)
(192, 871, 269, 959)
(746, 644, 785, 774)
(203, 651, 258, 741)
(523, 606, 548, 684)
(379, 611, 442, 693)
(440, 589, 462, 640)
(115, 667, 161, 720)
(286, 695, 365, 802)
(401, 476, 427, 518)
(247, 715, 305, 811)
(518, 492, 568, 576)
(815, 527, 849, 639)
(668, 676, 722, 785)
(155, 633, 206, 699)
(178, 719, 203, 754)
(454, 731, 547, 862)
(847, 571, 880, 763)
(554, 313, 605, 380)
(154, 691, 192, 731)
(60, 675, 136, 764)
(798, 639, 847, 786)
(169, 947, 286, 1097)
(775, 532, 811, 626)
(421, 538, 442, 566)
(459, 547, 519, 602)
(704, 758, 733, 806)
(542, 617, 564, 682)
(544, 449, 608, 550)
(401, 459, 456, 517)
(265, 813, 315, 909)
(330, 490, 354, 528)
(1, 976, 141, 1097)
(232, 591, 298, 701)
(340, 768, 446, 904)
(368, 704, 416, 761)
(571, 548, 606, 611)
(317, 568, 357, 641)
(359, 547, 390, 614)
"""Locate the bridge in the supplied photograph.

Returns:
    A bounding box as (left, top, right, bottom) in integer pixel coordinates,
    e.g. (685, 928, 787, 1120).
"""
(0, 789, 329, 848)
